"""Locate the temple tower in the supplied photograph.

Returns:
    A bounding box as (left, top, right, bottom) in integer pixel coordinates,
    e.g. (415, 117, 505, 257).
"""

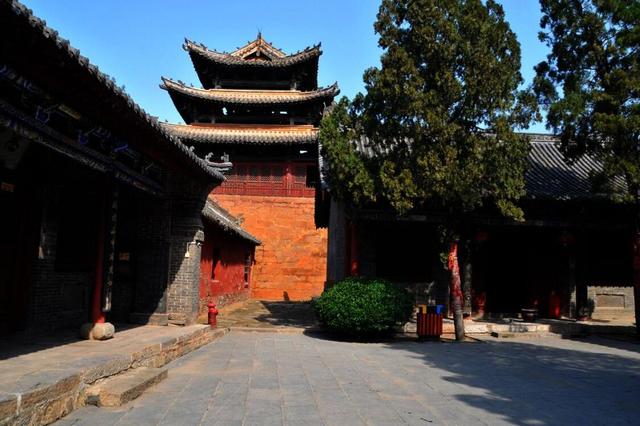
(161, 34, 338, 300)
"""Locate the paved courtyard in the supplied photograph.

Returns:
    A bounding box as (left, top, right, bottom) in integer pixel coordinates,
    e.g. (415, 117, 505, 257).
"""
(56, 332, 640, 426)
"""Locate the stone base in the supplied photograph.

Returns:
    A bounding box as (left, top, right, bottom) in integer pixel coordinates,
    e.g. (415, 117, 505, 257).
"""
(80, 322, 115, 340)
(129, 313, 169, 326)
(86, 367, 168, 407)
(168, 313, 193, 326)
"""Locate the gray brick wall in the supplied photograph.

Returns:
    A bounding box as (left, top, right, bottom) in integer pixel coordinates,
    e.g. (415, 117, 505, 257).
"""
(23, 171, 219, 331)
(326, 198, 347, 285)
(165, 173, 213, 325)
(29, 186, 91, 332)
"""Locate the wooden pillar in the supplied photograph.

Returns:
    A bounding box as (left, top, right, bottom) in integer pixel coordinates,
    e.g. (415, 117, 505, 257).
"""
(90, 183, 118, 323)
(83, 182, 118, 340)
(568, 249, 577, 318)
(347, 221, 359, 276)
(90, 192, 107, 324)
(632, 190, 640, 334)
(462, 239, 473, 317)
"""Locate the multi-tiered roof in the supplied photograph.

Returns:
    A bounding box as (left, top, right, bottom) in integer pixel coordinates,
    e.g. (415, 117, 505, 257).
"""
(161, 34, 339, 148)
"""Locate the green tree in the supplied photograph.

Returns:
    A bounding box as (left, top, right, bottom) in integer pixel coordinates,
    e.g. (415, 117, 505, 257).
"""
(533, 0, 640, 330)
(321, 0, 536, 341)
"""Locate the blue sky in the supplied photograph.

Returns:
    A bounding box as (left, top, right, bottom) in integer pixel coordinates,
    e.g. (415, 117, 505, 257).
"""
(22, 0, 549, 132)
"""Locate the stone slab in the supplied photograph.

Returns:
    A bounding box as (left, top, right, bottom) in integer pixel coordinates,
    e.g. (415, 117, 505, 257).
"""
(0, 393, 17, 423)
(60, 331, 640, 426)
(89, 367, 168, 407)
(0, 325, 228, 425)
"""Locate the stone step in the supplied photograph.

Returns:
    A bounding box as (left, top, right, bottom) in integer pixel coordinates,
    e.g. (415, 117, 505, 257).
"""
(87, 367, 168, 407)
(491, 331, 557, 339)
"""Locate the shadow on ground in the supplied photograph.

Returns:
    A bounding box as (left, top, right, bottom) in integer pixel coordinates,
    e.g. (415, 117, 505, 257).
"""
(217, 300, 318, 329)
(358, 335, 639, 424)
(0, 323, 146, 361)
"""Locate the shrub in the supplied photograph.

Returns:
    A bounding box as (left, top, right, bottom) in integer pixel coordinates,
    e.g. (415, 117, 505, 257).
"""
(314, 277, 413, 337)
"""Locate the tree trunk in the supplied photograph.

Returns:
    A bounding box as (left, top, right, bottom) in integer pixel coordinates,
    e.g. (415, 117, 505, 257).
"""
(448, 241, 465, 341)
(462, 239, 472, 317)
(634, 230, 640, 336)
(634, 191, 640, 336)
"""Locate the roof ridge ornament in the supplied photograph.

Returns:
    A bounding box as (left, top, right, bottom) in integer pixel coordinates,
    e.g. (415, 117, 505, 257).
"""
(204, 152, 233, 172)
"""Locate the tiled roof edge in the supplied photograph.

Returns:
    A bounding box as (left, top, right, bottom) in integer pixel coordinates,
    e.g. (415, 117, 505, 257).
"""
(6, 0, 224, 182)
(202, 199, 261, 245)
(183, 39, 321, 67)
(160, 77, 339, 105)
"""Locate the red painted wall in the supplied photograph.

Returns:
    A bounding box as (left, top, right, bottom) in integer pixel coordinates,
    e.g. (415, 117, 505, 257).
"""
(199, 223, 255, 315)
(212, 194, 327, 301)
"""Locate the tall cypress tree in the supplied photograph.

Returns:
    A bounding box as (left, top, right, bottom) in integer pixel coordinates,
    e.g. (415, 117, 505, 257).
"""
(533, 0, 640, 331)
(321, 0, 536, 341)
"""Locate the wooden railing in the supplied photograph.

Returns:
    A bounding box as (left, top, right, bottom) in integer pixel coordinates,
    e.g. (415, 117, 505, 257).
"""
(213, 162, 316, 198)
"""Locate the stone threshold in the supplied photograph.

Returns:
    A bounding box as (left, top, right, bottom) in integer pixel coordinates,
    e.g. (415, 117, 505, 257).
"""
(0, 325, 228, 426)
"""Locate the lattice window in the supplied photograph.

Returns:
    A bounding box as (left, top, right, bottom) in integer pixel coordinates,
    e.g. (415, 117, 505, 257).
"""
(214, 162, 315, 197)
(248, 165, 259, 182)
(271, 166, 284, 182)
(293, 166, 306, 184)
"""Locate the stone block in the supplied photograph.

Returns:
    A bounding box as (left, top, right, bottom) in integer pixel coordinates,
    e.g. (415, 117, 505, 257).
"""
(0, 393, 17, 422)
(82, 356, 131, 384)
(79, 322, 115, 340)
(20, 373, 82, 409)
(27, 390, 82, 425)
(87, 367, 168, 407)
(130, 343, 162, 368)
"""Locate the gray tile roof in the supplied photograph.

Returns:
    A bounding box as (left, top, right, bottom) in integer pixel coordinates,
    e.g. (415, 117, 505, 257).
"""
(184, 39, 321, 68)
(161, 78, 339, 106)
(229, 34, 287, 59)
(5, 0, 224, 182)
(162, 123, 319, 146)
(525, 134, 625, 200)
(320, 133, 626, 201)
(202, 199, 261, 245)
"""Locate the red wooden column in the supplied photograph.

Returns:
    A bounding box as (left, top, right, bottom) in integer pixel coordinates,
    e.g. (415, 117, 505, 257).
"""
(90, 192, 107, 324)
(348, 221, 359, 276)
(83, 182, 118, 340)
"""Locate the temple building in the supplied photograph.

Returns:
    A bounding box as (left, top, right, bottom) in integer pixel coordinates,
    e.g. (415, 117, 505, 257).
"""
(161, 34, 339, 301)
(322, 134, 636, 323)
(0, 1, 258, 337)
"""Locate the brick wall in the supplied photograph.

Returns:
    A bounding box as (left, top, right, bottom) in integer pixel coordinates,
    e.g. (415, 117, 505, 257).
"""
(165, 174, 213, 325)
(212, 194, 327, 301)
(29, 186, 92, 332)
(113, 191, 172, 324)
(166, 205, 204, 325)
(588, 285, 635, 322)
(326, 198, 347, 286)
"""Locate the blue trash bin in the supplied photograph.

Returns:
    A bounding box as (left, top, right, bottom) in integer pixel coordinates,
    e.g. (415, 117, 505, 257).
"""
(426, 305, 444, 314)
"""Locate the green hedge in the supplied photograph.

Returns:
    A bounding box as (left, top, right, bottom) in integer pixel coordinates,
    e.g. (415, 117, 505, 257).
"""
(314, 277, 413, 337)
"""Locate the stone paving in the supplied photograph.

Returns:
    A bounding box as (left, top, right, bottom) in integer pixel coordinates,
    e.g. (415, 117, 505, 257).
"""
(0, 324, 226, 425)
(217, 300, 318, 330)
(56, 332, 640, 426)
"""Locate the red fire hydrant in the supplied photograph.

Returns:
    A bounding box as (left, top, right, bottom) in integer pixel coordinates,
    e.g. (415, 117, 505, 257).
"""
(207, 302, 218, 329)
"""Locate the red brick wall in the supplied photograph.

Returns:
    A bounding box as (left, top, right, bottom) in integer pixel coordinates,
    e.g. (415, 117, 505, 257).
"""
(212, 194, 327, 301)
(199, 223, 254, 314)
